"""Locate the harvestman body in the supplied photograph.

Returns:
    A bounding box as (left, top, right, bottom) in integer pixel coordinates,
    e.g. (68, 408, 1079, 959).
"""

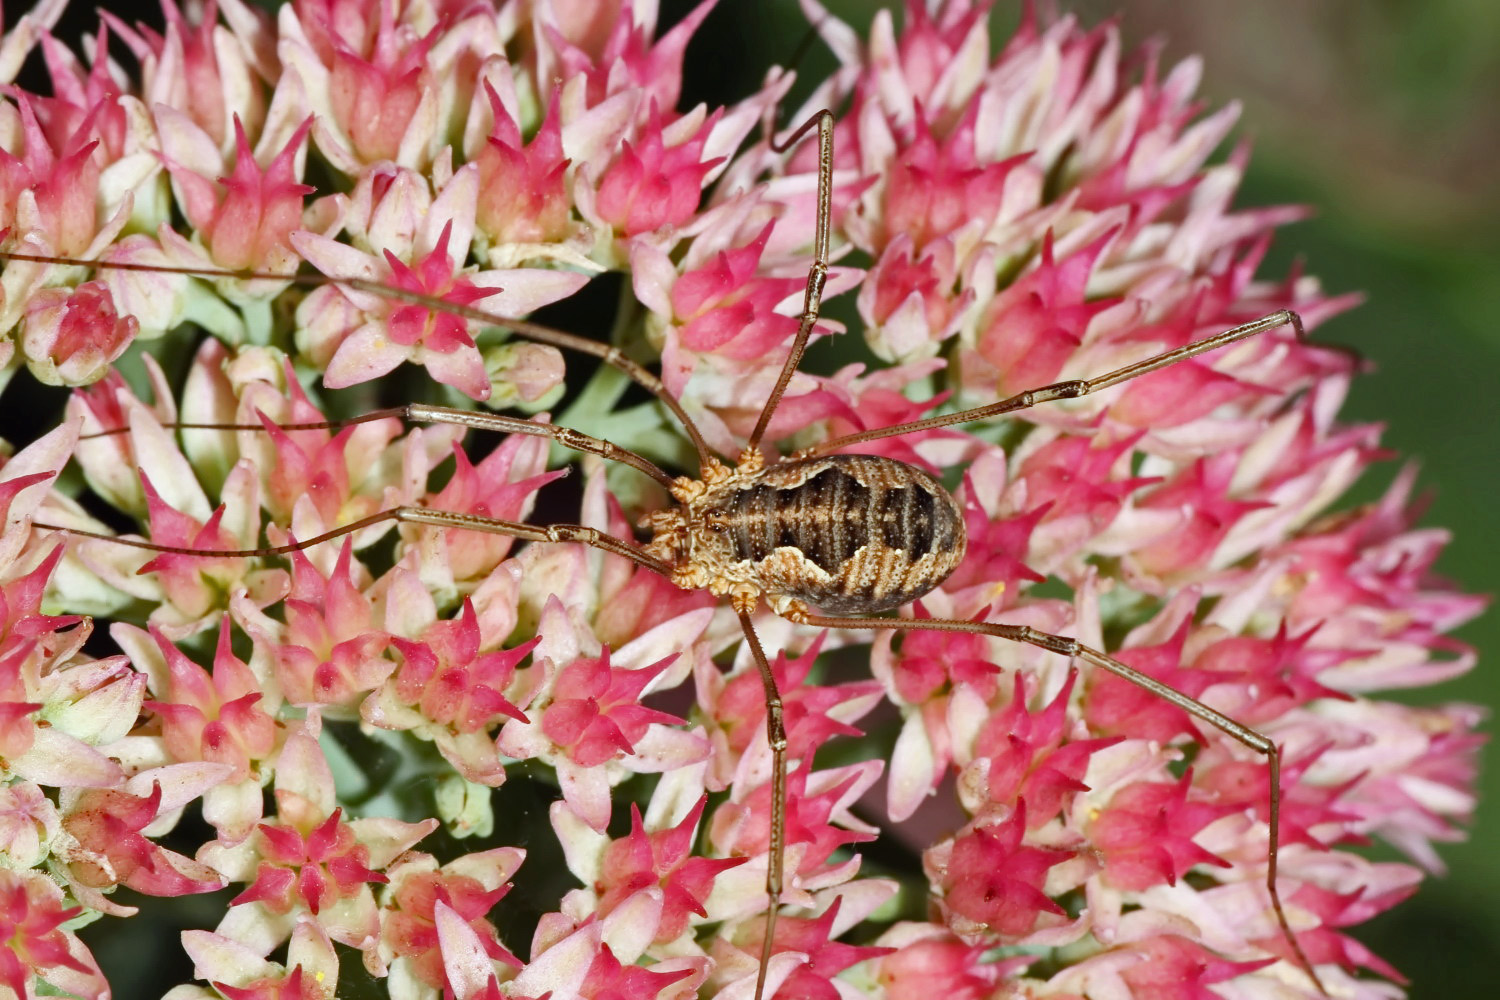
(8, 109, 1327, 998)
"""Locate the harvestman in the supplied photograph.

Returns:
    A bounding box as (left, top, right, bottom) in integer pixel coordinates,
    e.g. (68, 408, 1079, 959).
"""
(9, 109, 1326, 998)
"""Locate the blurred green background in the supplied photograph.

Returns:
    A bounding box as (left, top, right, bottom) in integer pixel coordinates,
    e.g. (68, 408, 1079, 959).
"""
(706, 1, 1499, 995)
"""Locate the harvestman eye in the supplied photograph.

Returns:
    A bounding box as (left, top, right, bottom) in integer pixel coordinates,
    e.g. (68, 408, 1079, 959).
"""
(9, 111, 1328, 1000)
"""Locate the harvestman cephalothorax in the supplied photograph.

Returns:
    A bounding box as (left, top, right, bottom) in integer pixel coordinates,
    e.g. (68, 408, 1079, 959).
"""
(6, 108, 1328, 998)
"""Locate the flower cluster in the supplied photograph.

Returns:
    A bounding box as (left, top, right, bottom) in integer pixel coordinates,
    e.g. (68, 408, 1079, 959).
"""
(0, 2, 1483, 1000)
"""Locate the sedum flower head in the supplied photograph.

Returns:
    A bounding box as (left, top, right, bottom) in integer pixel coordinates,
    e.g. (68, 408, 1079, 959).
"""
(0, 2, 1483, 1000)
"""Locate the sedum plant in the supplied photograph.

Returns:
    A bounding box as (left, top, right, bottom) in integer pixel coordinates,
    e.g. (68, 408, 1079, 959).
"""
(0, 2, 1482, 999)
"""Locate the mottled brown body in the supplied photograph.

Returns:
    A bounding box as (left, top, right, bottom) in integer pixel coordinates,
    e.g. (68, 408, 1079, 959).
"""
(647, 454, 966, 615)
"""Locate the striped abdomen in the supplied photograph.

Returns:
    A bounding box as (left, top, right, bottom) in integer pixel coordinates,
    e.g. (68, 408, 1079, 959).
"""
(718, 454, 966, 614)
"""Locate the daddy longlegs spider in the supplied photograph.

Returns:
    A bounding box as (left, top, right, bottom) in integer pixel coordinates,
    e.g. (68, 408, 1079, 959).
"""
(9, 108, 1327, 998)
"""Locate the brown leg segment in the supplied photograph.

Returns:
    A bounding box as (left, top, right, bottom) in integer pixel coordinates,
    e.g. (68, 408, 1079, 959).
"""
(735, 604, 789, 1000)
(80, 403, 677, 491)
(791, 610, 1327, 996)
(0, 248, 719, 468)
(745, 108, 835, 460)
(35, 507, 673, 577)
(804, 310, 1306, 455)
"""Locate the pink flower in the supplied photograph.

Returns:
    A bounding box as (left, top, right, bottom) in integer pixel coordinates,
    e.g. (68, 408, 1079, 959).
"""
(1115, 935, 1275, 1000)
(706, 632, 880, 766)
(475, 87, 570, 246)
(181, 921, 340, 1000)
(101, 0, 266, 149)
(166, 115, 315, 272)
(713, 763, 881, 886)
(335, 221, 501, 397)
(0, 543, 135, 789)
(0, 782, 60, 870)
(214, 353, 428, 536)
(976, 231, 1114, 393)
(672, 222, 804, 359)
(294, 172, 588, 398)
(877, 113, 1021, 254)
(274, 0, 498, 172)
(0, 93, 102, 256)
(546, 0, 714, 112)
(577, 943, 692, 1000)
(744, 898, 893, 1000)
(133, 471, 270, 629)
(389, 601, 530, 731)
(965, 670, 1121, 826)
(1266, 881, 1414, 981)
(141, 618, 279, 783)
(380, 849, 525, 989)
(874, 929, 1006, 1000)
(595, 799, 746, 944)
(1083, 620, 1239, 745)
(325, 21, 434, 166)
(0, 868, 107, 1000)
(4, 3, 1483, 1000)
(61, 782, 226, 897)
(540, 648, 683, 768)
(1089, 771, 1235, 892)
(931, 804, 1073, 937)
(213, 965, 319, 1000)
(595, 106, 724, 238)
(28, 22, 135, 167)
(417, 434, 562, 584)
(234, 807, 389, 916)
(0, 555, 70, 764)
(20, 280, 137, 386)
(241, 542, 392, 709)
(365, 598, 533, 786)
(591, 562, 716, 651)
(495, 587, 712, 832)
(860, 234, 966, 361)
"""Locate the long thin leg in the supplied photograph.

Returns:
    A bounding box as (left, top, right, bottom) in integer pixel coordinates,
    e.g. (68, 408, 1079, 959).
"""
(792, 610, 1327, 995)
(735, 604, 788, 1000)
(802, 310, 1306, 455)
(34, 507, 673, 577)
(82, 403, 677, 491)
(744, 108, 834, 460)
(0, 249, 717, 468)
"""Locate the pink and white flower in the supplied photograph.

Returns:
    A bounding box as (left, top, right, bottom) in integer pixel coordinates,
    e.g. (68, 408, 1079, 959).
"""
(0, 3, 1481, 1000)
